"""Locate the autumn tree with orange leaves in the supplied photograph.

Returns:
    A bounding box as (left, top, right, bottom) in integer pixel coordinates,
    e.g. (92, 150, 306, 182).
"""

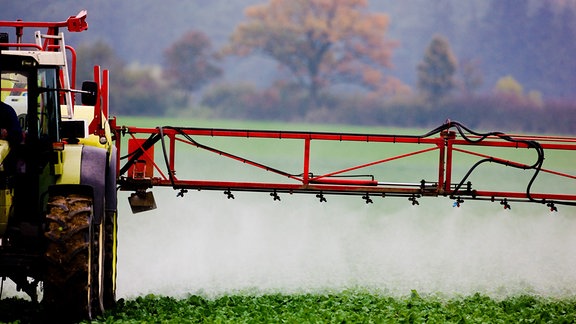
(227, 0, 398, 107)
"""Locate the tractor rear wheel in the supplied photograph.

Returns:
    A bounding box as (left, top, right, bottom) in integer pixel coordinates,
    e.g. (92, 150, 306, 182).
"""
(102, 209, 118, 309)
(43, 192, 103, 321)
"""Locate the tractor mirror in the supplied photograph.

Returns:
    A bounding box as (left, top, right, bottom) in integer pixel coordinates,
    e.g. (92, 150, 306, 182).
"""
(81, 81, 98, 106)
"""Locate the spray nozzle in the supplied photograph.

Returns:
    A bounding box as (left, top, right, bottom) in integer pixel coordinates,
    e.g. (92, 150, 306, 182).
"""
(453, 197, 464, 208)
(500, 199, 511, 210)
(362, 193, 373, 204)
(224, 189, 235, 199)
(409, 195, 419, 206)
(270, 190, 281, 201)
(316, 192, 327, 203)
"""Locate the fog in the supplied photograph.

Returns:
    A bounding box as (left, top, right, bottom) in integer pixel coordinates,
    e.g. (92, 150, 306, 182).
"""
(116, 190, 576, 300)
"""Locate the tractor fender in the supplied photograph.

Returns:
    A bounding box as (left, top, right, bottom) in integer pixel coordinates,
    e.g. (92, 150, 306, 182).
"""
(80, 145, 107, 225)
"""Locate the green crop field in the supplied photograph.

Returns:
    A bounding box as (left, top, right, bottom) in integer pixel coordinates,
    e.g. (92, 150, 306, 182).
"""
(92, 292, 575, 323)
(1, 117, 575, 323)
(1, 290, 575, 323)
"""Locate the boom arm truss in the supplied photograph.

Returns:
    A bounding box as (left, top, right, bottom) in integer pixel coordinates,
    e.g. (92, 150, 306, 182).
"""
(113, 121, 576, 211)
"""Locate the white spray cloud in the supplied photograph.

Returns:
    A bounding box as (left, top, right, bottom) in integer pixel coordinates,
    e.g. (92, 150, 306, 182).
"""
(116, 190, 576, 300)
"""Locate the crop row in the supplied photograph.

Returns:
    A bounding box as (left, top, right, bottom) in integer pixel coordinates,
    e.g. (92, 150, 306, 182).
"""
(85, 291, 576, 323)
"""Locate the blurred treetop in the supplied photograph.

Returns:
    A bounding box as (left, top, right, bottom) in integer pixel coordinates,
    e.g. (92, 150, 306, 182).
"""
(225, 0, 401, 106)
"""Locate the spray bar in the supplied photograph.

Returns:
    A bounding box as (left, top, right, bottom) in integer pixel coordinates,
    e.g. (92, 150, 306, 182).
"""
(114, 121, 576, 210)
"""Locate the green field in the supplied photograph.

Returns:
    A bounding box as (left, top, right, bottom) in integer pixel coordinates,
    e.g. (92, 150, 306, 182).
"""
(1, 291, 575, 323)
(91, 292, 575, 323)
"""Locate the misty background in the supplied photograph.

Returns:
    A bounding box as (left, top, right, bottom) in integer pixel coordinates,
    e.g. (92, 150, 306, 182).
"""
(2, 0, 576, 133)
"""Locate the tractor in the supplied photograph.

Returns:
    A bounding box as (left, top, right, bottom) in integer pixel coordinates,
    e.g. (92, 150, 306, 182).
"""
(1, 11, 117, 320)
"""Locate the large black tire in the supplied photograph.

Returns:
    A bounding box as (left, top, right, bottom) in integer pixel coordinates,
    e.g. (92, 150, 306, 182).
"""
(43, 193, 103, 322)
(102, 209, 118, 309)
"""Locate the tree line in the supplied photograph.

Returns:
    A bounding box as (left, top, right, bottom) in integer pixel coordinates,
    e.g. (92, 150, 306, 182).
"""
(72, 0, 575, 134)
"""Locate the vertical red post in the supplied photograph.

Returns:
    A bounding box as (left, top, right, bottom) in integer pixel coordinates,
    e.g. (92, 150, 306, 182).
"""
(67, 45, 77, 103)
(169, 132, 176, 180)
(88, 65, 102, 135)
(437, 138, 445, 194)
(443, 131, 456, 194)
(303, 138, 311, 185)
(102, 69, 109, 119)
(445, 139, 454, 193)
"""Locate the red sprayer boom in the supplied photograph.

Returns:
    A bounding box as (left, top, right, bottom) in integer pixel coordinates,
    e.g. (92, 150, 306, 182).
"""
(113, 121, 576, 212)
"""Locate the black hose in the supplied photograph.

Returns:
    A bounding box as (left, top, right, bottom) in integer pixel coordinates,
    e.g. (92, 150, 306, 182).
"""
(442, 121, 574, 207)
